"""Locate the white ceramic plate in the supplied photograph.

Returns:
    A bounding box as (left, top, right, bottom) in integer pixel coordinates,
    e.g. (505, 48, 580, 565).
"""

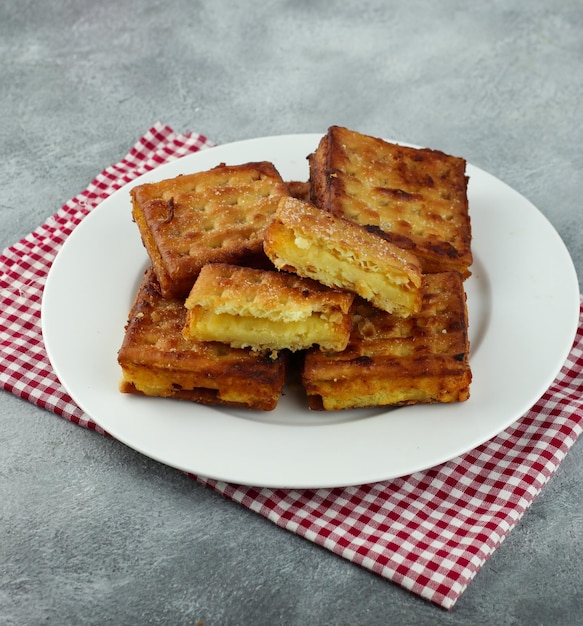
(42, 134, 580, 488)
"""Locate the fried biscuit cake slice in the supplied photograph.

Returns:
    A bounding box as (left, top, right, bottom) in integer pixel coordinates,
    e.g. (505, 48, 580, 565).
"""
(131, 161, 290, 299)
(302, 271, 471, 410)
(183, 263, 354, 352)
(309, 126, 472, 278)
(264, 196, 423, 316)
(118, 268, 287, 411)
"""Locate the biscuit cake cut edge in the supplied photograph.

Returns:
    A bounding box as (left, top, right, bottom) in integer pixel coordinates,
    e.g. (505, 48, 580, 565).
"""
(264, 195, 424, 317)
(182, 263, 354, 352)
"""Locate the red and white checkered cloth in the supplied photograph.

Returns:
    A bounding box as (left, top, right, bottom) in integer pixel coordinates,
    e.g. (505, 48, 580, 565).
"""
(1, 123, 582, 609)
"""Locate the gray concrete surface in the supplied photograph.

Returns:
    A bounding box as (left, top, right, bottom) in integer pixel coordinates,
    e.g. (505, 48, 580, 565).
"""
(1, 1, 582, 624)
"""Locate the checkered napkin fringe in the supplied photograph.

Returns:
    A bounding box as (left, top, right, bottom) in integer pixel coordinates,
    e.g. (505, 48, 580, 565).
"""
(1, 124, 582, 610)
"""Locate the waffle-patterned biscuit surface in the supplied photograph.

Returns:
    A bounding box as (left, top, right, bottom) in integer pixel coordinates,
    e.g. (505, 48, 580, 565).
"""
(183, 263, 354, 352)
(309, 126, 473, 278)
(302, 271, 471, 410)
(131, 161, 290, 299)
(118, 268, 287, 411)
(264, 196, 423, 316)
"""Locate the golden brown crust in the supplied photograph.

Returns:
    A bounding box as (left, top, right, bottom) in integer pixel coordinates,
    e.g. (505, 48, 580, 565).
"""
(183, 263, 354, 352)
(308, 133, 330, 211)
(264, 196, 423, 316)
(285, 180, 311, 202)
(309, 126, 473, 278)
(117, 267, 287, 410)
(302, 271, 472, 410)
(130, 161, 290, 299)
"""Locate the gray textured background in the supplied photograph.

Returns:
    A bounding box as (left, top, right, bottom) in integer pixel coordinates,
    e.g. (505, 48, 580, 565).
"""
(1, 1, 582, 624)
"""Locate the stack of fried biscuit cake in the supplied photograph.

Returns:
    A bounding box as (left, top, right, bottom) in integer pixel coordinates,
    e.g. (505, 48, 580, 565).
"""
(118, 126, 472, 411)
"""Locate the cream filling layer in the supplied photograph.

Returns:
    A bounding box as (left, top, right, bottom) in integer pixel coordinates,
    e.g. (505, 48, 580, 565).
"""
(274, 229, 420, 315)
